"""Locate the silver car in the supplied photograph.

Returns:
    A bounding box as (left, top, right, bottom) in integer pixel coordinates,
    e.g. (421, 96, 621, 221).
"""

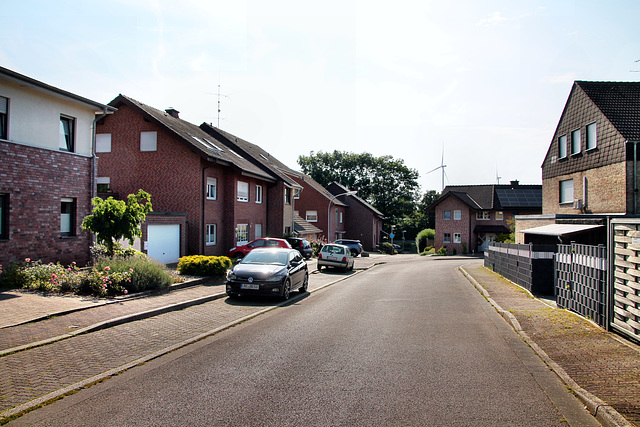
(317, 243, 355, 272)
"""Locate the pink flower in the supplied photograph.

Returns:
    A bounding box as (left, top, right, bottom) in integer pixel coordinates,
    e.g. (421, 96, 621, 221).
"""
(104, 266, 110, 271)
(25, 258, 31, 263)
(52, 273, 58, 279)
(129, 268, 134, 273)
(124, 290, 128, 295)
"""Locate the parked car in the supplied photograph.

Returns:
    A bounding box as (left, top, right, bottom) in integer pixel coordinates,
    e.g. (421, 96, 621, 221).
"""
(226, 248, 308, 300)
(286, 237, 313, 259)
(317, 243, 355, 272)
(228, 238, 291, 259)
(333, 239, 364, 257)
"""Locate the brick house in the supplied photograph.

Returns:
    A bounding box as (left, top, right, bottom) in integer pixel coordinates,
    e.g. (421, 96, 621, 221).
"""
(96, 95, 283, 262)
(327, 182, 383, 251)
(199, 124, 305, 238)
(0, 66, 115, 267)
(517, 81, 640, 245)
(429, 182, 542, 254)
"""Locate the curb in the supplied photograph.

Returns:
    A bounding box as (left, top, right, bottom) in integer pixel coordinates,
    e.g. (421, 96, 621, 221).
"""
(458, 266, 632, 427)
(0, 263, 380, 422)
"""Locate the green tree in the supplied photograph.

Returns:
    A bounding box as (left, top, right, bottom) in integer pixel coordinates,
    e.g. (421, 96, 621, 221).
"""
(82, 190, 153, 257)
(298, 151, 421, 222)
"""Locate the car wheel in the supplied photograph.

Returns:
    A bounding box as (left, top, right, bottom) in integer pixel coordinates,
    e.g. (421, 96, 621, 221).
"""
(351, 250, 358, 257)
(282, 279, 291, 300)
(299, 272, 308, 293)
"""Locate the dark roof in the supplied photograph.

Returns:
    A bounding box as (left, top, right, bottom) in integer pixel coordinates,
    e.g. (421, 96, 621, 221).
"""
(576, 81, 640, 141)
(109, 95, 274, 181)
(0, 66, 116, 113)
(200, 124, 301, 188)
(286, 172, 348, 206)
(328, 182, 384, 217)
(429, 184, 542, 211)
(294, 214, 322, 235)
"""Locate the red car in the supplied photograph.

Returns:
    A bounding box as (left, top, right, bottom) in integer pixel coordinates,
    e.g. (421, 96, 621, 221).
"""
(228, 238, 291, 259)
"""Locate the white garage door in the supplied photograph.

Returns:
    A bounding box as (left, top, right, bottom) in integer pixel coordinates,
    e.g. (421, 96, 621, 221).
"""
(147, 224, 180, 264)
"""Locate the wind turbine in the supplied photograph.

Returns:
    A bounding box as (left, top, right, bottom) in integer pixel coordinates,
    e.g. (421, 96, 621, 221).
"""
(426, 147, 448, 191)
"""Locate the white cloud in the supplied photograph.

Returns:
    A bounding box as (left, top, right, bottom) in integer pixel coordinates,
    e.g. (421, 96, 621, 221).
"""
(476, 11, 509, 27)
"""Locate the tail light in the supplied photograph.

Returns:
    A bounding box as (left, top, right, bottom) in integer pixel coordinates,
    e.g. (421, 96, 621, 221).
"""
(318, 253, 323, 259)
(342, 257, 347, 262)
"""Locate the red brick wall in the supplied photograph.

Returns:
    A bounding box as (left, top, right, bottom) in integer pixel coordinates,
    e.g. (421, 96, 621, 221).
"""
(434, 197, 472, 253)
(0, 141, 93, 266)
(341, 199, 380, 251)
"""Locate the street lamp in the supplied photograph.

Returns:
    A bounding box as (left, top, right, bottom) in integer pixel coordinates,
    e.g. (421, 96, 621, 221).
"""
(327, 190, 357, 242)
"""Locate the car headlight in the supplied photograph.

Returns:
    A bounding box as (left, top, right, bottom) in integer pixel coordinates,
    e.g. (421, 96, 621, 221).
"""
(227, 270, 237, 280)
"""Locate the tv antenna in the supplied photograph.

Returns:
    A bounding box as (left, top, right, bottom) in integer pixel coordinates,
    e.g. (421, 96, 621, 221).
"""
(426, 146, 448, 191)
(206, 83, 229, 128)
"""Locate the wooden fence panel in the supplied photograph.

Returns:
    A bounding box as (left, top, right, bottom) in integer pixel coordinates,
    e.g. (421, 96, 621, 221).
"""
(611, 220, 640, 341)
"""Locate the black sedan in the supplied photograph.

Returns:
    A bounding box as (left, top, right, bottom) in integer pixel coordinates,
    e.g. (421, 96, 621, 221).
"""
(226, 248, 308, 300)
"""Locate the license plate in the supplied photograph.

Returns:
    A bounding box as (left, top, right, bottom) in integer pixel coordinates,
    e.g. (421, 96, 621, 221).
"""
(241, 283, 260, 290)
(328, 256, 338, 261)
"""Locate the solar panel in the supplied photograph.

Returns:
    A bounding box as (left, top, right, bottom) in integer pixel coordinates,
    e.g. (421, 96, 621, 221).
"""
(495, 188, 542, 208)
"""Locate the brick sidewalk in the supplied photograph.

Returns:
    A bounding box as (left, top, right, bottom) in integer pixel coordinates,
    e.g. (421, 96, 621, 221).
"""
(461, 263, 640, 427)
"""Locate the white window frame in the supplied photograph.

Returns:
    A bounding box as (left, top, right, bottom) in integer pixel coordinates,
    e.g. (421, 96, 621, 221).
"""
(453, 233, 462, 244)
(60, 198, 75, 236)
(256, 185, 263, 204)
(255, 224, 263, 239)
(443, 233, 451, 244)
(96, 133, 111, 153)
(206, 177, 217, 200)
(236, 224, 248, 244)
(96, 177, 110, 193)
(306, 210, 318, 222)
(453, 210, 461, 220)
(206, 224, 217, 245)
(559, 179, 574, 204)
(558, 134, 567, 158)
(571, 129, 581, 155)
(586, 122, 597, 150)
(59, 115, 75, 152)
(476, 211, 491, 220)
(140, 131, 157, 152)
(237, 181, 249, 202)
(496, 211, 504, 220)
(285, 187, 292, 205)
(340, 211, 343, 224)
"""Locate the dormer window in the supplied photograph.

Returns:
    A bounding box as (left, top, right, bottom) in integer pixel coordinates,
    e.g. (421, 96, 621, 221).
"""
(571, 129, 581, 155)
(558, 134, 567, 158)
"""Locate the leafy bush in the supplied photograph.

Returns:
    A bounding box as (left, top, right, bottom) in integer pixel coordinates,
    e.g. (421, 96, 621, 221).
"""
(93, 254, 173, 293)
(420, 246, 435, 256)
(415, 229, 435, 254)
(379, 242, 395, 255)
(0, 259, 83, 293)
(437, 246, 448, 256)
(309, 238, 327, 257)
(80, 265, 132, 297)
(90, 243, 141, 260)
(177, 255, 232, 276)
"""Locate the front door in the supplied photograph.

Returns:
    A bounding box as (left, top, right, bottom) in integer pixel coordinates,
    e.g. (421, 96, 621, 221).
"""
(478, 233, 496, 252)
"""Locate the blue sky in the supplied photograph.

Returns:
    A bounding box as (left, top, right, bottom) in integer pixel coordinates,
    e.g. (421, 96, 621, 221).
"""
(2, 0, 639, 193)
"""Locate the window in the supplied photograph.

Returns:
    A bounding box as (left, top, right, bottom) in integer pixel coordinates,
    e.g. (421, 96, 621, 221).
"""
(454, 233, 461, 243)
(96, 133, 111, 153)
(306, 210, 318, 222)
(285, 226, 292, 235)
(0, 193, 8, 239)
(336, 208, 339, 227)
(586, 122, 597, 150)
(559, 179, 574, 204)
(0, 96, 8, 140)
(255, 224, 263, 239)
(140, 131, 157, 151)
(453, 210, 461, 220)
(60, 198, 76, 236)
(496, 211, 504, 220)
(443, 210, 451, 220)
(97, 177, 110, 193)
(236, 224, 248, 244)
(476, 211, 490, 220)
(237, 181, 249, 202)
(285, 187, 292, 205)
(571, 129, 581, 155)
(256, 185, 263, 204)
(59, 116, 75, 152)
(558, 135, 567, 158)
(340, 211, 343, 223)
(443, 233, 451, 243)
(206, 177, 217, 200)
(206, 224, 217, 245)
(294, 188, 301, 199)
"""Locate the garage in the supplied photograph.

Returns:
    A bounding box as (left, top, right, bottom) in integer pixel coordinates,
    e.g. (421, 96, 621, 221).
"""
(147, 224, 181, 264)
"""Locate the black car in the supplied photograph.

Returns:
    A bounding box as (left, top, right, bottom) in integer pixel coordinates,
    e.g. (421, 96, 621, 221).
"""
(333, 239, 364, 257)
(286, 237, 313, 259)
(226, 248, 308, 300)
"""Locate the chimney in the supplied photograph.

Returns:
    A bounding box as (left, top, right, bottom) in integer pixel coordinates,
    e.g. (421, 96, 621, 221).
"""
(165, 108, 180, 118)
(510, 180, 519, 186)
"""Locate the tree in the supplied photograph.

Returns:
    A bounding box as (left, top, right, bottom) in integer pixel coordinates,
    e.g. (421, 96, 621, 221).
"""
(82, 190, 153, 257)
(298, 151, 421, 222)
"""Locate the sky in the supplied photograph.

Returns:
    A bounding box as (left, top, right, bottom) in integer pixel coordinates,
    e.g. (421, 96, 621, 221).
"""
(1, 0, 639, 194)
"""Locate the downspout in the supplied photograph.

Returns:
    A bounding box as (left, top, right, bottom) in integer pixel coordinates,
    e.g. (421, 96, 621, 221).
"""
(634, 141, 638, 215)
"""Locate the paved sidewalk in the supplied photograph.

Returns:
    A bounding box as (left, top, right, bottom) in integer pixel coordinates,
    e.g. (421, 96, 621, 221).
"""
(460, 263, 640, 427)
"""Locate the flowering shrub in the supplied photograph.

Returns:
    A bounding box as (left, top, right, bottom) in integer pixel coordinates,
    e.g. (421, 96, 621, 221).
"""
(93, 254, 173, 292)
(3, 259, 83, 293)
(80, 265, 132, 297)
(177, 255, 231, 276)
(309, 237, 328, 257)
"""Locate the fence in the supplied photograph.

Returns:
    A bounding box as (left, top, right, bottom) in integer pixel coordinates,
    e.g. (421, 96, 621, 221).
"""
(610, 220, 640, 341)
(555, 243, 607, 328)
(484, 243, 555, 295)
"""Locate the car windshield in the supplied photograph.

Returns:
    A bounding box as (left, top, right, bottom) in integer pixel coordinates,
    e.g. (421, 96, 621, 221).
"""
(241, 250, 288, 266)
(323, 245, 345, 255)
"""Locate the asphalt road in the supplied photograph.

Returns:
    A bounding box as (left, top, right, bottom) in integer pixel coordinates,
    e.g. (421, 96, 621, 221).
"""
(12, 256, 598, 426)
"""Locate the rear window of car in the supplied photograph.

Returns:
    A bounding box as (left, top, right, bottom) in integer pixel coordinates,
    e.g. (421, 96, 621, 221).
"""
(323, 245, 345, 255)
